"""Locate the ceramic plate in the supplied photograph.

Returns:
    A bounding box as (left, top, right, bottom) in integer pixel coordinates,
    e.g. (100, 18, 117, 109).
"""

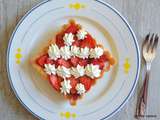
(7, 0, 140, 120)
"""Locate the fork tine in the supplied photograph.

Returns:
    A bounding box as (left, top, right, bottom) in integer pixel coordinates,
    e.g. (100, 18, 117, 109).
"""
(143, 33, 150, 48)
(145, 33, 150, 40)
(147, 33, 154, 52)
(152, 34, 159, 52)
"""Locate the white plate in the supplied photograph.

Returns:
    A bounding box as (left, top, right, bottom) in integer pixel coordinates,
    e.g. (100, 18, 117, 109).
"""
(7, 0, 140, 120)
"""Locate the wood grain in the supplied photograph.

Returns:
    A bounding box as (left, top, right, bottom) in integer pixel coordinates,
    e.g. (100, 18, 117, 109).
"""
(0, 0, 160, 120)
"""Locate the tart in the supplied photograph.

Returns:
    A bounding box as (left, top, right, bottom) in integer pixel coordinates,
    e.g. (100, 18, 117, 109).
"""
(31, 20, 116, 105)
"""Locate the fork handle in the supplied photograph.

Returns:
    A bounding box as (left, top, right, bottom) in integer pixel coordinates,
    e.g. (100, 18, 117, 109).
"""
(135, 70, 150, 118)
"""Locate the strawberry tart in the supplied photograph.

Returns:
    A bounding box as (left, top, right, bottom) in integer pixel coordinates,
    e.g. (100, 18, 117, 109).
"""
(31, 20, 116, 105)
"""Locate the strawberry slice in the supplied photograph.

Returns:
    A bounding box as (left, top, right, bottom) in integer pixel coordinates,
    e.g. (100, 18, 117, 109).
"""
(78, 59, 88, 66)
(80, 34, 96, 48)
(65, 24, 79, 34)
(70, 57, 88, 67)
(56, 33, 65, 47)
(99, 54, 108, 62)
(46, 58, 56, 65)
(79, 76, 92, 91)
(92, 59, 105, 70)
(72, 40, 80, 46)
(57, 58, 71, 68)
(36, 54, 48, 67)
(69, 77, 78, 94)
(70, 57, 80, 67)
(99, 51, 112, 62)
(49, 75, 61, 91)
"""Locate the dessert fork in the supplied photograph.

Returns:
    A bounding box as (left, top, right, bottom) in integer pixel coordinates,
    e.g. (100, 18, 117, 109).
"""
(135, 33, 159, 118)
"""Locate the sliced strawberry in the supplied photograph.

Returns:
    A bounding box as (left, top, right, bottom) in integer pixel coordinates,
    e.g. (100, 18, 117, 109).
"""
(57, 58, 71, 68)
(56, 33, 65, 47)
(69, 77, 78, 94)
(46, 58, 56, 65)
(92, 59, 105, 70)
(79, 76, 92, 91)
(70, 57, 80, 67)
(78, 59, 88, 66)
(80, 34, 96, 48)
(72, 40, 80, 46)
(36, 54, 48, 67)
(100, 51, 111, 62)
(91, 79, 96, 85)
(70, 57, 88, 67)
(99, 54, 108, 62)
(65, 24, 79, 34)
(49, 75, 61, 91)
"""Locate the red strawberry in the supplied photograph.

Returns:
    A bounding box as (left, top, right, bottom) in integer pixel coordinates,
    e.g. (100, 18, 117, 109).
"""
(99, 53, 110, 62)
(69, 77, 78, 94)
(70, 57, 88, 67)
(72, 40, 80, 46)
(65, 24, 79, 34)
(78, 59, 88, 66)
(92, 59, 105, 70)
(46, 58, 56, 65)
(57, 58, 71, 68)
(70, 57, 79, 67)
(56, 34, 65, 47)
(36, 54, 48, 67)
(99, 55, 107, 62)
(80, 34, 96, 48)
(49, 75, 61, 91)
(79, 76, 92, 91)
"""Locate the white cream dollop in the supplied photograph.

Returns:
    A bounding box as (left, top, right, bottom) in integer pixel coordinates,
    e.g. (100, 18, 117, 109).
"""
(90, 46, 104, 59)
(76, 83, 86, 95)
(44, 64, 56, 75)
(63, 33, 75, 46)
(79, 47, 90, 59)
(48, 44, 60, 60)
(60, 46, 71, 60)
(70, 64, 85, 78)
(57, 66, 71, 78)
(71, 46, 80, 57)
(85, 64, 101, 79)
(60, 79, 72, 95)
(76, 29, 88, 40)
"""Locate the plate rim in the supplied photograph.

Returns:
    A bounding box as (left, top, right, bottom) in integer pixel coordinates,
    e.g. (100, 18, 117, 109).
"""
(6, 0, 140, 120)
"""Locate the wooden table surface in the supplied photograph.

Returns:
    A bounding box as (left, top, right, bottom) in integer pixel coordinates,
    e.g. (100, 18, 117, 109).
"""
(0, 0, 160, 120)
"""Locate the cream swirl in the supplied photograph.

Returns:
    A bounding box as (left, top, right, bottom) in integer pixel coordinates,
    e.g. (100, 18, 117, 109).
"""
(44, 64, 56, 75)
(90, 46, 104, 58)
(70, 65, 85, 78)
(57, 66, 71, 78)
(63, 33, 75, 46)
(60, 79, 72, 95)
(60, 46, 71, 60)
(71, 46, 80, 57)
(79, 47, 90, 59)
(85, 64, 101, 78)
(48, 44, 60, 60)
(76, 83, 86, 95)
(76, 29, 88, 40)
